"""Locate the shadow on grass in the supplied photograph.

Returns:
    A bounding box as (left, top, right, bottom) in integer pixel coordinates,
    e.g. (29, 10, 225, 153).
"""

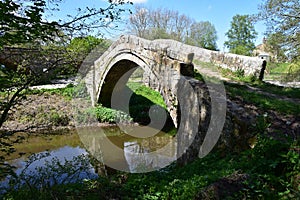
(128, 87, 175, 132)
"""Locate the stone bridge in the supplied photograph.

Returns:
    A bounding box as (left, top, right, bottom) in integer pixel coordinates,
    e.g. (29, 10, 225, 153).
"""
(84, 35, 264, 127)
(82, 35, 265, 163)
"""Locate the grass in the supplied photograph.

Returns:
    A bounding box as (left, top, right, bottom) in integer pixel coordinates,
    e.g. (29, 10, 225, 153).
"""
(226, 85, 300, 115)
(222, 73, 300, 99)
(266, 62, 300, 82)
(3, 134, 299, 199)
(28, 81, 170, 126)
(192, 67, 300, 115)
(194, 61, 300, 98)
(121, 136, 299, 199)
(25, 83, 77, 100)
(194, 59, 217, 68)
(268, 62, 290, 74)
(127, 82, 167, 109)
(243, 80, 300, 99)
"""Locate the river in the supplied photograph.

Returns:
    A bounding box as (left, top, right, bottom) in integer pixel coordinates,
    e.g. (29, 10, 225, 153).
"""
(1, 126, 176, 192)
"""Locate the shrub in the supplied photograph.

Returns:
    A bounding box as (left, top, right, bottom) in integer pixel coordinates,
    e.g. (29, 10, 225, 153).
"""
(49, 111, 70, 126)
(94, 105, 132, 124)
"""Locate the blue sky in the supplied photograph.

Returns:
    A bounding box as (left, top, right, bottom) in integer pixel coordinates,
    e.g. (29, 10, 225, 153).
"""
(54, 0, 266, 51)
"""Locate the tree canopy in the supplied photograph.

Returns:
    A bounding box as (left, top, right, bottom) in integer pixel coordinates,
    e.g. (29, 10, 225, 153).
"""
(0, 0, 131, 47)
(187, 21, 218, 50)
(258, 0, 300, 61)
(128, 6, 218, 50)
(224, 14, 257, 56)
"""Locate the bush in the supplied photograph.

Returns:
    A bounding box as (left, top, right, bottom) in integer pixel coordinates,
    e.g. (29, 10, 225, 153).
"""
(234, 68, 245, 78)
(49, 111, 70, 126)
(94, 105, 132, 124)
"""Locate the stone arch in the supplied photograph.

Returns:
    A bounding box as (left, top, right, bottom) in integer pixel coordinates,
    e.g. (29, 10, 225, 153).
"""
(92, 51, 176, 127)
(84, 35, 198, 127)
(96, 54, 150, 107)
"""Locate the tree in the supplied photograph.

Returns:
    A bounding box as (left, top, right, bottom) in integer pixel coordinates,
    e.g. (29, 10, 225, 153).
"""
(257, 0, 300, 61)
(170, 11, 192, 42)
(0, 0, 131, 179)
(0, 0, 59, 47)
(128, 6, 218, 50)
(188, 21, 218, 50)
(67, 36, 112, 72)
(224, 14, 257, 56)
(0, 0, 131, 127)
(265, 32, 288, 62)
(128, 6, 150, 38)
(0, 0, 130, 47)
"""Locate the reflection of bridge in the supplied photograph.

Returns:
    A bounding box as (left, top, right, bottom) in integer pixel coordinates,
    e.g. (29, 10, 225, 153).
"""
(82, 35, 264, 162)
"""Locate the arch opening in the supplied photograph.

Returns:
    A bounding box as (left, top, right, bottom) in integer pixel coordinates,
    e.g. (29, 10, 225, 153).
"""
(98, 59, 175, 131)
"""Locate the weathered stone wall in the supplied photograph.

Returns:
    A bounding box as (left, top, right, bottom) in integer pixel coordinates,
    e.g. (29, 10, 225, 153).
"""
(210, 51, 262, 75)
(176, 78, 257, 165)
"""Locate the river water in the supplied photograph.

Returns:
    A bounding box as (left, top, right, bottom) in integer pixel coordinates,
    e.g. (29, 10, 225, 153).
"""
(1, 126, 176, 192)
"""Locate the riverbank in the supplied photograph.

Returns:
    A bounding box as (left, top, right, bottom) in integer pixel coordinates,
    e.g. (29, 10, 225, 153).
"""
(1, 80, 300, 199)
(1, 93, 76, 133)
(0, 87, 125, 133)
(1, 81, 173, 134)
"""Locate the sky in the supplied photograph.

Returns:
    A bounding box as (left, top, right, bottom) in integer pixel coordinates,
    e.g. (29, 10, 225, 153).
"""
(53, 0, 267, 51)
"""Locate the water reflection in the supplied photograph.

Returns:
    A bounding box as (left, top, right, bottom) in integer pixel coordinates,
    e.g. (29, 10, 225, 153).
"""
(1, 146, 97, 193)
(78, 126, 177, 173)
(3, 125, 176, 187)
(124, 141, 176, 172)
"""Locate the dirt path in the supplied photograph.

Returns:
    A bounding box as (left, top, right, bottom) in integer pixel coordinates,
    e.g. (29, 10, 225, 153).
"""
(243, 84, 300, 104)
(30, 77, 77, 90)
(195, 65, 300, 105)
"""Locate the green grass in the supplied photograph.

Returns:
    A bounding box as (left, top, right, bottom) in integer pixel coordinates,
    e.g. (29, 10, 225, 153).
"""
(244, 80, 300, 98)
(2, 70, 300, 199)
(194, 59, 218, 68)
(26, 83, 77, 100)
(121, 137, 299, 199)
(192, 68, 300, 115)
(192, 61, 300, 99)
(127, 82, 166, 109)
(0, 70, 8, 88)
(266, 62, 300, 82)
(226, 85, 300, 115)
(268, 62, 290, 74)
(126, 82, 174, 128)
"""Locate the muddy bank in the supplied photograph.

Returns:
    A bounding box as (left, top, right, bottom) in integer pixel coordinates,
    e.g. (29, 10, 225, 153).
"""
(1, 93, 104, 133)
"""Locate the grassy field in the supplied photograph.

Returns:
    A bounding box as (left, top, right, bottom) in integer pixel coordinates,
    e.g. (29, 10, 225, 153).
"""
(266, 62, 300, 81)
